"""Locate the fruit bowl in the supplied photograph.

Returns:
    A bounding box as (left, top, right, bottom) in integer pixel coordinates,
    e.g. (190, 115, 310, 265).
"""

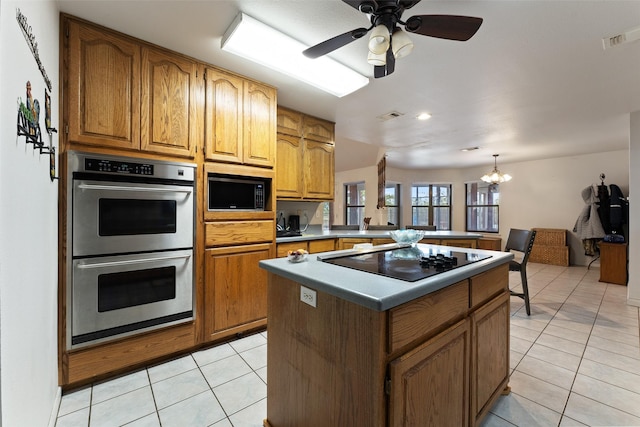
(389, 229, 426, 246)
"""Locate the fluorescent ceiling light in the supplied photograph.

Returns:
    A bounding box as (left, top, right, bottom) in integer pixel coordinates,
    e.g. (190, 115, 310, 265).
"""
(221, 13, 369, 97)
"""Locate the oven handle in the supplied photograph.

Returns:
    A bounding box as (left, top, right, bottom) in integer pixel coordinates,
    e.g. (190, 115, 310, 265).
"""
(77, 253, 192, 269)
(77, 183, 193, 194)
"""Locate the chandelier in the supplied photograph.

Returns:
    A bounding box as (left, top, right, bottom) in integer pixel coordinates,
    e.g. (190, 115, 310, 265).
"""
(481, 154, 512, 184)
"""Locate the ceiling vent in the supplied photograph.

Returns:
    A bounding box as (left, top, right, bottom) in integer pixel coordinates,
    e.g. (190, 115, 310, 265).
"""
(377, 111, 404, 121)
(602, 25, 640, 49)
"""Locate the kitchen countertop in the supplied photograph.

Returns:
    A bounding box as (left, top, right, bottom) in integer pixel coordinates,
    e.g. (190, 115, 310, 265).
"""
(275, 229, 483, 243)
(259, 243, 513, 311)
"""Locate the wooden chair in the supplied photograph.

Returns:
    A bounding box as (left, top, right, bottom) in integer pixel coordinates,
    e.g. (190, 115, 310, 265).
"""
(330, 225, 359, 230)
(367, 225, 398, 230)
(406, 225, 436, 231)
(505, 229, 537, 315)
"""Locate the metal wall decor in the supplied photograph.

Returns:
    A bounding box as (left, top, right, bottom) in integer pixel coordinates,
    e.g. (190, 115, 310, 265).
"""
(15, 8, 57, 181)
(16, 8, 52, 91)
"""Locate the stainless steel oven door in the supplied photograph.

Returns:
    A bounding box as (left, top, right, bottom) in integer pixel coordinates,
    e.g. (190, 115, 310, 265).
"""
(70, 249, 193, 349)
(72, 179, 194, 257)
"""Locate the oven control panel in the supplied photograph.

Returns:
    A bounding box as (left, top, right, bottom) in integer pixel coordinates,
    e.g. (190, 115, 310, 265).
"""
(85, 158, 154, 175)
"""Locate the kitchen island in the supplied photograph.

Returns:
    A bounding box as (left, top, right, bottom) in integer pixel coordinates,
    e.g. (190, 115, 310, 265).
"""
(259, 244, 513, 427)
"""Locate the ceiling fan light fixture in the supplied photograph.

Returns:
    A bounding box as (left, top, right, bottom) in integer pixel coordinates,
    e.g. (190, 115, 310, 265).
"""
(480, 154, 512, 184)
(368, 24, 390, 55)
(221, 13, 369, 97)
(367, 50, 386, 66)
(392, 28, 414, 59)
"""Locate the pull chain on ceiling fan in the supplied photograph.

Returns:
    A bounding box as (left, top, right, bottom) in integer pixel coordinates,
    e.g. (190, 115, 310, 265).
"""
(303, 0, 483, 78)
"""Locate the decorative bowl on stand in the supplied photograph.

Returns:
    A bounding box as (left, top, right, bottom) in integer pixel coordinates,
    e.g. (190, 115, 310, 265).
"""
(389, 229, 426, 247)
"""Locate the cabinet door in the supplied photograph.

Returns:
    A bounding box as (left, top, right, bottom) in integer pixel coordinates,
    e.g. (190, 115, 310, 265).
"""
(277, 107, 303, 137)
(243, 81, 276, 167)
(389, 319, 470, 427)
(471, 292, 510, 425)
(66, 20, 140, 150)
(204, 68, 244, 163)
(276, 133, 303, 198)
(141, 47, 198, 158)
(204, 243, 273, 338)
(302, 115, 335, 144)
(304, 141, 334, 200)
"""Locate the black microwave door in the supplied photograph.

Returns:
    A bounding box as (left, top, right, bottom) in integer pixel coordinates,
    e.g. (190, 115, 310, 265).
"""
(209, 180, 256, 210)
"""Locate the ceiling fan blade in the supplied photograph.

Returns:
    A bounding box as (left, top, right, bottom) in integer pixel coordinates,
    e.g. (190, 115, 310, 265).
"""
(373, 46, 395, 78)
(385, 45, 395, 75)
(342, 0, 378, 13)
(399, 0, 422, 10)
(303, 27, 369, 58)
(404, 15, 483, 41)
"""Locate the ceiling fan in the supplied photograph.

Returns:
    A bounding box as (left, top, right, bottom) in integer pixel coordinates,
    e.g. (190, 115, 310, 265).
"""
(303, 0, 483, 78)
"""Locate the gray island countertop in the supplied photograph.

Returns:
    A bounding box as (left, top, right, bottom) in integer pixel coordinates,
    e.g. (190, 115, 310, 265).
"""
(275, 229, 483, 243)
(259, 243, 513, 311)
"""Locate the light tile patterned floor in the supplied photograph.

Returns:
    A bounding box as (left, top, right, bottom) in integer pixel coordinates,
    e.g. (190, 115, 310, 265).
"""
(56, 263, 640, 427)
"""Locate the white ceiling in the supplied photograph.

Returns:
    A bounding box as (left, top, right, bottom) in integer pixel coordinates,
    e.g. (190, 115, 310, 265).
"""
(58, 0, 640, 172)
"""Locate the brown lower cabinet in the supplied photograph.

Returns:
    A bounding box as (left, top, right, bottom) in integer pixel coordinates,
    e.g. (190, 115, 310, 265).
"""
(338, 237, 478, 250)
(204, 243, 273, 341)
(265, 263, 510, 427)
(276, 238, 336, 257)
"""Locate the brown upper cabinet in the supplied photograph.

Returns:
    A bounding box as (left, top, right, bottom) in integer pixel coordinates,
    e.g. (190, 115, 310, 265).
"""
(140, 47, 199, 158)
(276, 107, 335, 201)
(66, 19, 141, 151)
(204, 68, 276, 168)
(64, 17, 199, 158)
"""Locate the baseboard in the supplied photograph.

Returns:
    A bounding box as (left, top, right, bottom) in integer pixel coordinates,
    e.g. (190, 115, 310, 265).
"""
(47, 386, 62, 427)
(627, 297, 640, 308)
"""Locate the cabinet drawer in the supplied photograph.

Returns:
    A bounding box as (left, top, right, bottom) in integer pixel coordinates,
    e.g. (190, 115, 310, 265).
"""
(371, 238, 395, 246)
(422, 238, 441, 245)
(308, 239, 336, 254)
(470, 264, 508, 309)
(388, 280, 469, 354)
(205, 220, 273, 247)
(338, 238, 372, 250)
(444, 239, 477, 249)
(276, 241, 308, 257)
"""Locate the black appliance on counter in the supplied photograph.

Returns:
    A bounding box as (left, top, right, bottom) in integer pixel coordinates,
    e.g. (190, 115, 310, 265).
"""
(288, 215, 300, 232)
(319, 245, 492, 282)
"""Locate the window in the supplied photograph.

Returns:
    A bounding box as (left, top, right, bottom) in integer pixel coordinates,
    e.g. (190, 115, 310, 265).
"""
(411, 184, 451, 230)
(385, 183, 400, 226)
(345, 182, 365, 226)
(466, 182, 499, 232)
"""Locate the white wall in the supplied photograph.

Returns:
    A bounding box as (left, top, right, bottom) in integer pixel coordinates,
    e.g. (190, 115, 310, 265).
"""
(0, 1, 60, 426)
(336, 150, 629, 267)
(628, 111, 640, 307)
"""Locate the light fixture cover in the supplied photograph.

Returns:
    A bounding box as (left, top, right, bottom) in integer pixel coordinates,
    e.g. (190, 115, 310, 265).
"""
(368, 24, 390, 55)
(481, 154, 512, 184)
(392, 29, 414, 59)
(221, 13, 369, 97)
(367, 50, 386, 66)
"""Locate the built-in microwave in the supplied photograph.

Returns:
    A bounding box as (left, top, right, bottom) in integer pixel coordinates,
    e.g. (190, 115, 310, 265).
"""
(208, 175, 268, 211)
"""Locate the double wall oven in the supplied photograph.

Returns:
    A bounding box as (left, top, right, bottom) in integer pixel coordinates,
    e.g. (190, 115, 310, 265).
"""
(66, 151, 196, 349)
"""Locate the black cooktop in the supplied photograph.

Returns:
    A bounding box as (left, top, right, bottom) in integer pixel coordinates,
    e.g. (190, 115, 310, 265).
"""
(320, 246, 492, 282)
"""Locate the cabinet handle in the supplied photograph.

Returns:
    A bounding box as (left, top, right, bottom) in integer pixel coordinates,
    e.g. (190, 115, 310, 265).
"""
(77, 253, 192, 269)
(77, 183, 193, 194)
